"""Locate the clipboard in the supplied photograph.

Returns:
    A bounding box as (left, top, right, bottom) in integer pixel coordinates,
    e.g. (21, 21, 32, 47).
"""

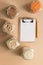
(20, 18, 37, 42)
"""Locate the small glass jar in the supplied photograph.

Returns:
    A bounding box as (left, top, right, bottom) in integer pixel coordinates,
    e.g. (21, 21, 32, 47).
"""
(6, 37, 20, 50)
(22, 47, 34, 60)
(31, 0, 41, 13)
(3, 22, 15, 35)
(6, 5, 17, 19)
(26, 0, 41, 13)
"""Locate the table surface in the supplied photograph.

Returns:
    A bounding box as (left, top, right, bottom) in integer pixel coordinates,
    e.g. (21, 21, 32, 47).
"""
(0, 0, 43, 65)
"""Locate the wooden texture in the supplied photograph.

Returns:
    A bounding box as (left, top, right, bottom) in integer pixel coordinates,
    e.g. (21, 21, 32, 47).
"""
(0, 0, 43, 65)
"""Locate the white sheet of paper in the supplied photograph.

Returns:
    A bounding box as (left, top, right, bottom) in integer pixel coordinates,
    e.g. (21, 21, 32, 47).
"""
(20, 18, 36, 42)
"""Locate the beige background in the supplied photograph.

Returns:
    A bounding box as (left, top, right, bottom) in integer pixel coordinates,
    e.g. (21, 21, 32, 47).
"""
(0, 0, 43, 65)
